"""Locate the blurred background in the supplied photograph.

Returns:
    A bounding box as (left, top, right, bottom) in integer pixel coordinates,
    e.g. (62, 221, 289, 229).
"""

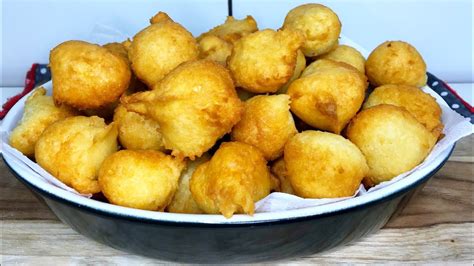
(1, 0, 472, 92)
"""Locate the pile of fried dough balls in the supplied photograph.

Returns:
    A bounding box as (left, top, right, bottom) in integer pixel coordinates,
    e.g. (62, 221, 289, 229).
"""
(9, 4, 443, 218)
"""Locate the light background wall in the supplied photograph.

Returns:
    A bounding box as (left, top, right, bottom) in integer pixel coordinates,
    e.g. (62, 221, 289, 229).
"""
(1, 0, 472, 86)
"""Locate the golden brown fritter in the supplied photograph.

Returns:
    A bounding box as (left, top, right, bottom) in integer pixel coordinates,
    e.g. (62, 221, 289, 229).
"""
(103, 42, 130, 65)
(270, 158, 295, 195)
(301, 58, 360, 78)
(364, 84, 443, 139)
(129, 12, 199, 87)
(198, 16, 258, 44)
(278, 49, 306, 94)
(99, 150, 185, 211)
(228, 29, 304, 93)
(318, 45, 366, 74)
(197, 35, 233, 65)
(365, 41, 427, 87)
(9, 87, 78, 157)
(121, 60, 243, 159)
(283, 4, 341, 57)
(190, 142, 275, 218)
(167, 155, 210, 214)
(113, 104, 164, 151)
(288, 60, 367, 134)
(50, 40, 131, 110)
(35, 116, 118, 194)
(284, 131, 368, 198)
(346, 105, 437, 186)
(231, 95, 297, 161)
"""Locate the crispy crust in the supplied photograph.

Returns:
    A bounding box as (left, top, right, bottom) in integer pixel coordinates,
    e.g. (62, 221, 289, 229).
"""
(189, 142, 274, 218)
(284, 131, 368, 198)
(35, 116, 118, 194)
(283, 4, 341, 57)
(167, 155, 210, 214)
(9, 87, 78, 157)
(198, 16, 258, 44)
(50, 40, 131, 109)
(288, 60, 367, 134)
(121, 60, 243, 159)
(113, 104, 165, 151)
(270, 158, 295, 194)
(99, 150, 185, 211)
(364, 84, 443, 139)
(198, 35, 233, 65)
(365, 41, 427, 87)
(318, 45, 366, 74)
(228, 29, 304, 93)
(231, 95, 297, 161)
(129, 12, 198, 87)
(346, 105, 437, 186)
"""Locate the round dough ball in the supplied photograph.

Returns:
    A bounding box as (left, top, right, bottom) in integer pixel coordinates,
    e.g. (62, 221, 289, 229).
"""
(103, 42, 130, 65)
(278, 49, 306, 94)
(231, 95, 297, 161)
(228, 29, 304, 93)
(113, 104, 164, 151)
(99, 150, 185, 211)
(346, 104, 437, 186)
(283, 4, 341, 57)
(365, 41, 427, 87)
(50, 40, 131, 109)
(198, 15, 258, 44)
(198, 35, 233, 65)
(35, 116, 119, 194)
(364, 84, 443, 139)
(190, 142, 275, 218)
(9, 87, 78, 157)
(129, 12, 198, 87)
(121, 60, 243, 159)
(318, 45, 365, 74)
(288, 61, 367, 134)
(167, 155, 210, 214)
(270, 158, 295, 195)
(284, 131, 368, 198)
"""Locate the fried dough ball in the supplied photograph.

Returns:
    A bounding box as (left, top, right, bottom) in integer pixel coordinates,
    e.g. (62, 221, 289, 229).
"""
(167, 155, 210, 214)
(50, 40, 131, 110)
(122, 60, 243, 159)
(301, 58, 358, 78)
(288, 61, 367, 134)
(231, 95, 297, 161)
(346, 105, 437, 186)
(198, 16, 258, 44)
(190, 142, 275, 218)
(270, 158, 295, 194)
(365, 41, 427, 87)
(9, 87, 78, 157)
(318, 45, 365, 74)
(113, 104, 164, 151)
(99, 150, 185, 211)
(284, 131, 368, 198)
(278, 49, 306, 94)
(197, 35, 233, 65)
(364, 84, 443, 139)
(103, 42, 130, 64)
(228, 29, 304, 93)
(35, 116, 118, 194)
(129, 12, 198, 87)
(283, 4, 341, 57)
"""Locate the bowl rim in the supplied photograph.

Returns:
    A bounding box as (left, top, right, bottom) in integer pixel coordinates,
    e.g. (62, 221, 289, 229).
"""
(2, 145, 454, 227)
(1, 77, 456, 226)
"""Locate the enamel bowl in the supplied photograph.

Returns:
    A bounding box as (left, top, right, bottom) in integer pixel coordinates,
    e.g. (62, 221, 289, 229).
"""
(1, 74, 455, 262)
